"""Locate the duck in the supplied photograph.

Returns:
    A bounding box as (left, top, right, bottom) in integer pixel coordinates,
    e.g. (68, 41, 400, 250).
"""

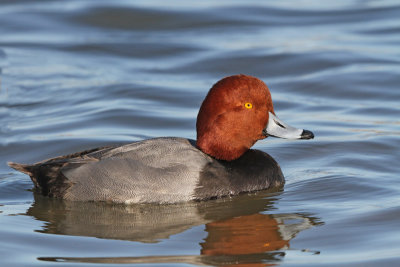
(8, 74, 314, 204)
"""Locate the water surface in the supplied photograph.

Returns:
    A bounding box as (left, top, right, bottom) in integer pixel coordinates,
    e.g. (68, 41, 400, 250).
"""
(1, 0, 400, 266)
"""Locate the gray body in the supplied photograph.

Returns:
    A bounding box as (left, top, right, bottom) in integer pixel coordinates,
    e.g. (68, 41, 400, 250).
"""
(9, 137, 284, 204)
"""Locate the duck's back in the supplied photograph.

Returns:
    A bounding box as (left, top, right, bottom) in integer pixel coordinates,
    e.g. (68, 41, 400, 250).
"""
(9, 137, 284, 204)
(65, 137, 214, 203)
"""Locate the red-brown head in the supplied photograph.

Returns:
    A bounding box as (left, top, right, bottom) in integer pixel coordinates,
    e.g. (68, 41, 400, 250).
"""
(196, 75, 313, 161)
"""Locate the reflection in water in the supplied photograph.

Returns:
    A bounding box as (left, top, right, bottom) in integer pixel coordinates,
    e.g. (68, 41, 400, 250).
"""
(28, 192, 322, 266)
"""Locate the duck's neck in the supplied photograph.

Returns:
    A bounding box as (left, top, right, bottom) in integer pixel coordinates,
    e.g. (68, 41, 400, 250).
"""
(196, 135, 253, 161)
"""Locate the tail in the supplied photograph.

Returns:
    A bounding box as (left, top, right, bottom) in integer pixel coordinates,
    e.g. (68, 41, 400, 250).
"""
(8, 162, 33, 176)
(8, 161, 72, 198)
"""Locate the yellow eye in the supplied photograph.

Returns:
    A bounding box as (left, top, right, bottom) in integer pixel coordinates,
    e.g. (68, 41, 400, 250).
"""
(244, 102, 253, 109)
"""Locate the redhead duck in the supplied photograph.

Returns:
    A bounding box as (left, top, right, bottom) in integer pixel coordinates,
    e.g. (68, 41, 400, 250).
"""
(9, 75, 314, 204)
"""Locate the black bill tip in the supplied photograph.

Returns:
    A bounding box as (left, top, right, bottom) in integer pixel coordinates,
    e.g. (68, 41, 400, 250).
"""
(300, 129, 314, 139)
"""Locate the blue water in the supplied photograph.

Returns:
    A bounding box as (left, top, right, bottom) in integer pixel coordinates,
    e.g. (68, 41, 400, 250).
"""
(1, 0, 400, 266)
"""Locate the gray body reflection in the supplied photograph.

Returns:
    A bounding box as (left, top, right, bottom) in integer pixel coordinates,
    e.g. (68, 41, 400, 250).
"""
(28, 191, 322, 265)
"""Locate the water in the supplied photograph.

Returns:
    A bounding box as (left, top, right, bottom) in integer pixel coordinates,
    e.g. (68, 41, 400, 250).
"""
(1, 0, 399, 266)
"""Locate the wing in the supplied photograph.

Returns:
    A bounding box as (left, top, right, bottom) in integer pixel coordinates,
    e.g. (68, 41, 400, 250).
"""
(62, 137, 212, 203)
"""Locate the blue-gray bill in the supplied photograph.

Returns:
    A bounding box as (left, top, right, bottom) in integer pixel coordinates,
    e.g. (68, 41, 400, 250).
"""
(263, 112, 314, 140)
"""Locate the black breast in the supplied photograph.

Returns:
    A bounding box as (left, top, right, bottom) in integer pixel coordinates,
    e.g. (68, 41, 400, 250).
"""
(194, 149, 284, 200)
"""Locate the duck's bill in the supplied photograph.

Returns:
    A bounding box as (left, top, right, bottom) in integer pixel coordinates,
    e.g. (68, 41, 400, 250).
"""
(263, 112, 314, 140)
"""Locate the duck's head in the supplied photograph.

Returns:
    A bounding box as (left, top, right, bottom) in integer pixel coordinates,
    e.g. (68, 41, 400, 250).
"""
(196, 74, 314, 161)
